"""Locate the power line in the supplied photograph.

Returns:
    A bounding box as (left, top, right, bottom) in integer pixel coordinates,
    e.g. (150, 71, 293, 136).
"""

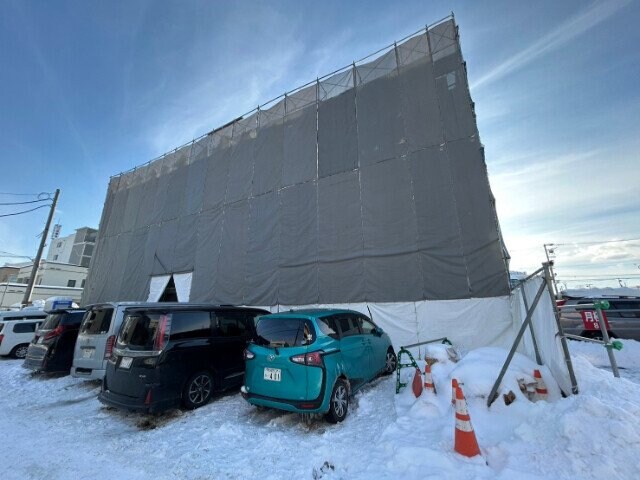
(0, 198, 52, 206)
(0, 191, 52, 197)
(552, 237, 640, 247)
(0, 204, 52, 218)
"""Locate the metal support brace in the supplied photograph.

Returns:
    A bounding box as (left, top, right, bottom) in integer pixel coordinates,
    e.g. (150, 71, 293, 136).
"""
(520, 285, 543, 365)
(487, 279, 547, 407)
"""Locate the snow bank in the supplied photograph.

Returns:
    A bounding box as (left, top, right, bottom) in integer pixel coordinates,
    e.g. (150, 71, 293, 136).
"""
(1, 341, 640, 479)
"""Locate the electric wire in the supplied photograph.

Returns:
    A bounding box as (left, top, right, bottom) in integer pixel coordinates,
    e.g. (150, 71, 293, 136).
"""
(0, 204, 52, 218)
(0, 198, 52, 206)
(551, 237, 640, 247)
(0, 192, 52, 197)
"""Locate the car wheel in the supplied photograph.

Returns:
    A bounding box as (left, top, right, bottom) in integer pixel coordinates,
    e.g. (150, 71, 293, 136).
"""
(325, 379, 349, 423)
(383, 349, 397, 375)
(183, 371, 214, 409)
(12, 344, 29, 359)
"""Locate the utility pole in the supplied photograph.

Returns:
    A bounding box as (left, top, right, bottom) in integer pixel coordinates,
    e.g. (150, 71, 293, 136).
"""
(22, 189, 60, 306)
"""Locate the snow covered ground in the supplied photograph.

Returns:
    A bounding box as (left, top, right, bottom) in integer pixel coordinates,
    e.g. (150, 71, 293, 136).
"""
(1, 340, 639, 480)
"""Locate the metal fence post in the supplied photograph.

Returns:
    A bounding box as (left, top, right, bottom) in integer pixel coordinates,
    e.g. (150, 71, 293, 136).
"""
(543, 262, 579, 394)
(595, 303, 620, 378)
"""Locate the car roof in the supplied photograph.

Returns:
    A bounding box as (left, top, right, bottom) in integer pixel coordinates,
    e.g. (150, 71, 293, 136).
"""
(260, 308, 360, 320)
(0, 310, 48, 319)
(123, 304, 269, 313)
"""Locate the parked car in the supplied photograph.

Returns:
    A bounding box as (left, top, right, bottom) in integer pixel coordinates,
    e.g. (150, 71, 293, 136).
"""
(0, 310, 48, 358)
(99, 305, 269, 413)
(71, 302, 165, 380)
(24, 309, 86, 373)
(560, 297, 640, 340)
(241, 309, 396, 423)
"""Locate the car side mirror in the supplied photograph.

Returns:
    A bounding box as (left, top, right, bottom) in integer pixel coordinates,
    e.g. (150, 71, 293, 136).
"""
(373, 327, 383, 336)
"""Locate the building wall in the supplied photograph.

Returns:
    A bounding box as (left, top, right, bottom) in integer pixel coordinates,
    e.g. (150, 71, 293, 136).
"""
(16, 262, 88, 289)
(46, 233, 75, 263)
(0, 283, 82, 310)
(46, 227, 98, 267)
(0, 267, 19, 283)
(83, 18, 510, 307)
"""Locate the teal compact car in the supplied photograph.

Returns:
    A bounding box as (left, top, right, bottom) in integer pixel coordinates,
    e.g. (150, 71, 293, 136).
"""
(241, 309, 396, 422)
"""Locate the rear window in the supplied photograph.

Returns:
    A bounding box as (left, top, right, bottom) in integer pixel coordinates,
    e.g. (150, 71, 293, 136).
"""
(40, 313, 64, 330)
(118, 312, 169, 351)
(255, 317, 314, 347)
(63, 311, 85, 326)
(80, 308, 114, 334)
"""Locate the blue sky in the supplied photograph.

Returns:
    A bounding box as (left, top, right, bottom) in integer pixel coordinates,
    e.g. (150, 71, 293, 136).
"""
(1, 0, 638, 288)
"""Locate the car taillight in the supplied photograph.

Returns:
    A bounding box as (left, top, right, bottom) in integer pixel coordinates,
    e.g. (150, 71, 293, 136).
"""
(145, 389, 153, 405)
(0, 334, 3, 346)
(243, 348, 255, 360)
(290, 351, 324, 367)
(153, 314, 171, 351)
(556, 299, 567, 307)
(44, 325, 67, 341)
(104, 335, 116, 359)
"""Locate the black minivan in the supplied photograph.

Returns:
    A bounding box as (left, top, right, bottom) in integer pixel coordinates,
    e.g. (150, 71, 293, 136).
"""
(24, 309, 86, 374)
(99, 305, 269, 413)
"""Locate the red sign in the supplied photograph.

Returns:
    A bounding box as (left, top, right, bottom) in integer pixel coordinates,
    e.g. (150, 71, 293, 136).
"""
(580, 310, 610, 331)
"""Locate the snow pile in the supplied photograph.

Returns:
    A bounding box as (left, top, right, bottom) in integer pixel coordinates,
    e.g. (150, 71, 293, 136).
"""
(1, 342, 640, 479)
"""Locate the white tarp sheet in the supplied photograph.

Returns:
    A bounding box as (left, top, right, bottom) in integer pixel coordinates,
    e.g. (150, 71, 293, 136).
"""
(147, 274, 171, 302)
(273, 296, 513, 355)
(173, 272, 193, 303)
(512, 276, 574, 395)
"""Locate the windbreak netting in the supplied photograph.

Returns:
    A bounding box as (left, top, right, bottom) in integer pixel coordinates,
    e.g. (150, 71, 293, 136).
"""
(82, 17, 510, 306)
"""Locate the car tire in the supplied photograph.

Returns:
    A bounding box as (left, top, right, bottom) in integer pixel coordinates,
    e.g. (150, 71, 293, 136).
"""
(11, 344, 30, 359)
(182, 371, 215, 410)
(325, 379, 349, 424)
(383, 348, 397, 375)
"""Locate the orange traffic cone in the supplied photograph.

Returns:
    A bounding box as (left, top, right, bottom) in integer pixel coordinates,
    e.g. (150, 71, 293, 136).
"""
(451, 378, 458, 405)
(454, 385, 481, 457)
(424, 364, 436, 394)
(533, 369, 548, 401)
(412, 368, 423, 398)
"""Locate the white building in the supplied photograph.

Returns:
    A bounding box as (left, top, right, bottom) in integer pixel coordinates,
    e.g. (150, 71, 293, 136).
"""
(0, 260, 87, 310)
(0, 282, 82, 310)
(15, 261, 88, 289)
(47, 227, 97, 267)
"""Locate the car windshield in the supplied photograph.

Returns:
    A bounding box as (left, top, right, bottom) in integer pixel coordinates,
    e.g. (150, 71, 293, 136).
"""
(40, 313, 64, 330)
(255, 317, 311, 348)
(80, 308, 114, 335)
(118, 312, 169, 351)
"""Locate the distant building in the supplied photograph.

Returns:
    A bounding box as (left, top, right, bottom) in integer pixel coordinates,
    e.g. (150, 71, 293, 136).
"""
(0, 260, 86, 310)
(14, 261, 88, 288)
(46, 227, 97, 267)
(0, 265, 20, 283)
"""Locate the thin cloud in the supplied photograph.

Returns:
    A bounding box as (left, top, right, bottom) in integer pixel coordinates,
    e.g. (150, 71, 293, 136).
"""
(471, 0, 631, 90)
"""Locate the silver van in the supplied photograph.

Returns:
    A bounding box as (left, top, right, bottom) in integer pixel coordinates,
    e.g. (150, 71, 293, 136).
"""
(72, 302, 162, 380)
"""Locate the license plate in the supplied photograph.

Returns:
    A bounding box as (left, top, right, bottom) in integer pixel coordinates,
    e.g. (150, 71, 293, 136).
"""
(82, 348, 95, 359)
(264, 367, 281, 382)
(120, 357, 133, 369)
